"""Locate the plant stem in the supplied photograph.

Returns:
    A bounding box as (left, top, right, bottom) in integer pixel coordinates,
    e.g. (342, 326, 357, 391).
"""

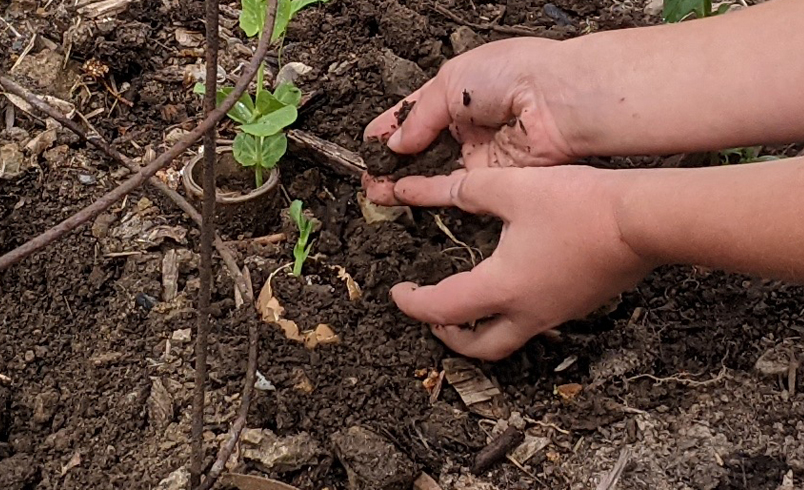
(256, 61, 265, 100)
(255, 165, 263, 188)
(293, 257, 302, 276)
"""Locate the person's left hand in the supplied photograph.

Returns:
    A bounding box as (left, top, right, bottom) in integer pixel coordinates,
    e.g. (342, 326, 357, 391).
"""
(385, 165, 654, 360)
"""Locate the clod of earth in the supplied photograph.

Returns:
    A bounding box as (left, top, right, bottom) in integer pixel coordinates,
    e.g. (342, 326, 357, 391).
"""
(330, 425, 417, 490)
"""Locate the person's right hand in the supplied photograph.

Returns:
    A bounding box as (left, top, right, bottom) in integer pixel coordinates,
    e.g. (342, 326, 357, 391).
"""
(363, 38, 580, 206)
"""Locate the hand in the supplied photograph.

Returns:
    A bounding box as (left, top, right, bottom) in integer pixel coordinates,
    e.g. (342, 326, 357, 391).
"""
(363, 38, 579, 206)
(387, 165, 653, 360)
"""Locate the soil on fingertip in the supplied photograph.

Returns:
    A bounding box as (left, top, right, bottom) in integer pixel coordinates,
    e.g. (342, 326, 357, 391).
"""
(1, 1, 803, 490)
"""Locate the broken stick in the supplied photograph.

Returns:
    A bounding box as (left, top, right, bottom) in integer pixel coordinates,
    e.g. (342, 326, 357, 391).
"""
(471, 426, 525, 475)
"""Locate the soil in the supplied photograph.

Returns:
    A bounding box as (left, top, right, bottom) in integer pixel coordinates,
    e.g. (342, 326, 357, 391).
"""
(1, 1, 803, 490)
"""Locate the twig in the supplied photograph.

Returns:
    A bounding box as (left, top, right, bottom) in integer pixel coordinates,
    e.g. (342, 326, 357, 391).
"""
(191, 0, 221, 485)
(0, 75, 252, 303)
(471, 426, 524, 475)
(287, 129, 366, 177)
(197, 2, 278, 488)
(196, 319, 259, 490)
(0, 0, 278, 272)
(626, 365, 728, 387)
(431, 3, 555, 38)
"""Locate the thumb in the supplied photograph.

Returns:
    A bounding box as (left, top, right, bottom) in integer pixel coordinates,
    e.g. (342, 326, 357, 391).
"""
(375, 79, 452, 155)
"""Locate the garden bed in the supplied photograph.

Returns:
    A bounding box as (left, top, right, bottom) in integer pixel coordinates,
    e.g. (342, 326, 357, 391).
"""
(1, 0, 803, 489)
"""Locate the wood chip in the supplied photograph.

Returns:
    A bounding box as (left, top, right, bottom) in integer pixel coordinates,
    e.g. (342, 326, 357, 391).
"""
(443, 358, 508, 419)
(161, 249, 179, 302)
(555, 383, 583, 401)
(287, 129, 366, 177)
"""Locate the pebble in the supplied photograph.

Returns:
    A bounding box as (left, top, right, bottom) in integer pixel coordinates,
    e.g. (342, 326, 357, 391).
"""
(78, 174, 96, 185)
(450, 26, 484, 55)
(23, 350, 35, 363)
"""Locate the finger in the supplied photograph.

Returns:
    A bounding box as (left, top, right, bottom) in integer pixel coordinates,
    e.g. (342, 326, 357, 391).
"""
(390, 263, 503, 326)
(430, 317, 525, 361)
(386, 78, 452, 154)
(363, 80, 434, 143)
(393, 168, 520, 219)
(362, 173, 401, 206)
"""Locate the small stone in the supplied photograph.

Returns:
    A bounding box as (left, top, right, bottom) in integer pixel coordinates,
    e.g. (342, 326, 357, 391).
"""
(508, 411, 526, 431)
(23, 350, 35, 363)
(154, 467, 189, 490)
(170, 328, 191, 344)
(644, 0, 663, 16)
(381, 49, 428, 98)
(78, 174, 96, 185)
(450, 26, 484, 55)
(91, 213, 116, 239)
(331, 426, 416, 490)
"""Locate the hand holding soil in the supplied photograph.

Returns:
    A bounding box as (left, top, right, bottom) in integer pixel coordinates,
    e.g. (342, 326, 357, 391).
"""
(365, 0, 804, 360)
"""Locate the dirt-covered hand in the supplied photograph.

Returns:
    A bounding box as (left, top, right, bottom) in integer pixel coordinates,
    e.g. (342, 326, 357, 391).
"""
(363, 38, 577, 205)
(387, 166, 653, 361)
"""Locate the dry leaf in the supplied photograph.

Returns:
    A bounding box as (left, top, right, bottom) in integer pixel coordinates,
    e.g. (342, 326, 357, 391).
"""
(303, 324, 339, 349)
(331, 265, 362, 301)
(222, 473, 301, 490)
(422, 370, 440, 392)
(357, 191, 412, 224)
(555, 383, 583, 401)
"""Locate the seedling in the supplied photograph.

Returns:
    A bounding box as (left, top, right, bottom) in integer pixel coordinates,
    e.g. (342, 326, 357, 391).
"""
(290, 199, 314, 276)
(193, 0, 328, 188)
(662, 0, 733, 22)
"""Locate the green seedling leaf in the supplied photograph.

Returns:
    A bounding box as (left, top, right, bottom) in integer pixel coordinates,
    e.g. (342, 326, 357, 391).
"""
(290, 199, 314, 276)
(259, 132, 288, 169)
(290, 0, 329, 17)
(274, 82, 303, 107)
(663, 0, 704, 22)
(289, 199, 304, 229)
(255, 91, 285, 117)
(233, 133, 261, 167)
(272, 0, 293, 42)
(233, 132, 288, 169)
(240, 105, 298, 137)
(195, 84, 255, 124)
(716, 3, 731, 14)
(240, 0, 267, 37)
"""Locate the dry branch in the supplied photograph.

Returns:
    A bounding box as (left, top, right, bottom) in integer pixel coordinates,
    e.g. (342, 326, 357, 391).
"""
(191, 0, 222, 485)
(287, 129, 366, 177)
(0, 76, 253, 303)
(0, 0, 278, 272)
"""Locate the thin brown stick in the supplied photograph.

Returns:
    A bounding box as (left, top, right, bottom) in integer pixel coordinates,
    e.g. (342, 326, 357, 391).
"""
(0, 74, 253, 303)
(431, 3, 558, 38)
(191, 0, 221, 485)
(0, 0, 277, 272)
(196, 319, 258, 490)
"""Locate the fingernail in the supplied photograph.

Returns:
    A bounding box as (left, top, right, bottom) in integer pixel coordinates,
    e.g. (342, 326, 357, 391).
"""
(388, 129, 403, 151)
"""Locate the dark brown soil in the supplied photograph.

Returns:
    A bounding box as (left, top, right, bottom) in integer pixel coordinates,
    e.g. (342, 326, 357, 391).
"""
(1, 0, 803, 490)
